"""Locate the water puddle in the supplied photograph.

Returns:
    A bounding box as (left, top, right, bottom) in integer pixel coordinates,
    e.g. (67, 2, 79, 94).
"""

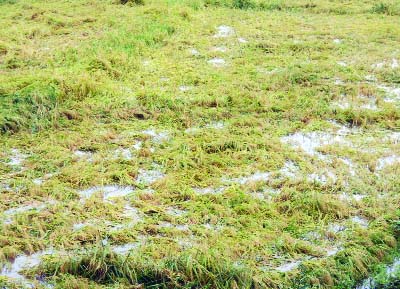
(275, 260, 302, 272)
(122, 205, 142, 220)
(332, 94, 378, 111)
(303, 231, 322, 241)
(257, 67, 280, 75)
(179, 85, 192, 92)
(0, 249, 55, 287)
(111, 243, 140, 255)
(214, 25, 234, 38)
(185, 121, 225, 134)
(111, 235, 147, 255)
(176, 237, 195, 249)
(72, 222, 89, 231)
(351, 216, 369, 228)
(227, 171, 271, 185)
(281, 131, 350, 160)
(137, 167, 165, 185)
(338, 193, 366, 202)
(78, 185, 134, 201)
(385, 132, 400, 144)
(0, 182, 13, 192)
(212, 46, 228, 52)
(372, 61, 386, 69)
(73, 150, 93, 162)
(326, 246, 342, 257)
(142, 129, 169, 144)
(365, 75, 377, 82)
(6, 149, 27, 167)
(158, 221, 189, 232)
(2, 201, 55, 224)
(372, 59, 399, 70)
(356, 258, 400, 289)
(112, 148, 133, 160)
(189, 48, 200, 56)
(339, 158, 357, 176)
(334, 78, 345, 85)
(165, 207, 187, 217)
(142, 60, 151, 67)
(391, 58, 399, 69)
(33, 178, 43, 186)
(279, 160, 299, 179)
(208, 58, 226, 67)
(378, 85, 400, 100)
(251, 188, 281, 201)
(375, 155, 400, 171)
(327, 223, 346, 234)
(308, 171, 337, 185)
(203, 223, 224, 231)
(132, 141, 143, 150)
(193, 186, 225, 195)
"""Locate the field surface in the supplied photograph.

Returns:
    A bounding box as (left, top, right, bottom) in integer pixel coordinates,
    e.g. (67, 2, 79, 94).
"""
(1, 0, 400, 288)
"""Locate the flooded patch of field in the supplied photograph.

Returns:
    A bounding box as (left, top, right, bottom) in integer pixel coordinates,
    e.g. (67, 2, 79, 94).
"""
(78, 185, 134, 201)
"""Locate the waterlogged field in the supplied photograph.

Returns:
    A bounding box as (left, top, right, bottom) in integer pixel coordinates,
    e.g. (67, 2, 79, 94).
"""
(0, 0, 400, 288)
